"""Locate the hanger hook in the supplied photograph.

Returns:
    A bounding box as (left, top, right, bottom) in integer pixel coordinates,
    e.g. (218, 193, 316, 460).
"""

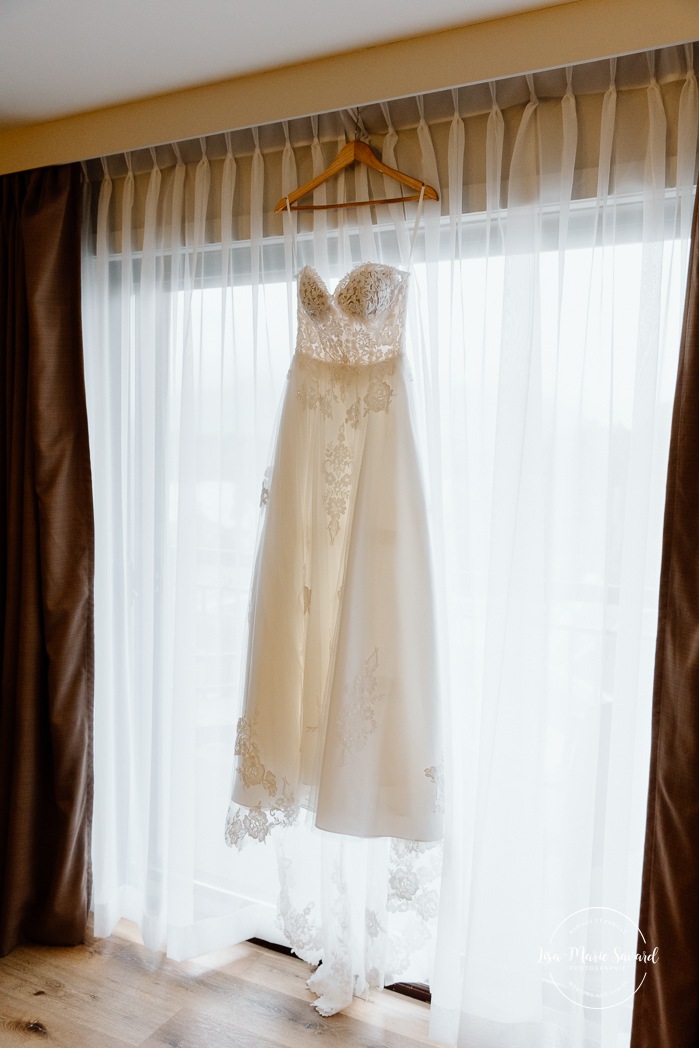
(350, 107, 369, 142)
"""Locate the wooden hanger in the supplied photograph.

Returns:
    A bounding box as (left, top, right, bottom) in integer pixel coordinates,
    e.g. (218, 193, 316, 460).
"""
(273, 138, 439, 213)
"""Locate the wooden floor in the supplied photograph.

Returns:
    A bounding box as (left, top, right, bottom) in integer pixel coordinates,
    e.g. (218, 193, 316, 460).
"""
(0, 919, 448, 1047)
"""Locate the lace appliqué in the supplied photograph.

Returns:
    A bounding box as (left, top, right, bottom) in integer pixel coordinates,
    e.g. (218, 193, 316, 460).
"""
(225, 716, 300, 850)
(335, 263, 397, 320)
(225, 788, 299, 850)
(298, 267, 331, 321)
(345, 397, 361, 429)
(272, 828, 443, 1015)
(297, 374, 335, 417)
(296, 264, 408, 367)
(363, 379, 393, 415)
(259, 468, 271, 507)
(387, 840, 442, 922)
(324, 423, 352, 544)
(297, 358, 396, 423)
(234, 715, 276, 794)
(385, 838, 443, 981)
(365, 907, 383, 940)
(306, 847, 354, 1016)
(336, 648, 384, 765)
(424, 762, 445, 814)
(276, 846, 323, 964)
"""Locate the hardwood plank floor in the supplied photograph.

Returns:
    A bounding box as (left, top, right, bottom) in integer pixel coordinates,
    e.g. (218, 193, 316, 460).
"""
(0, 920, 448, 1046)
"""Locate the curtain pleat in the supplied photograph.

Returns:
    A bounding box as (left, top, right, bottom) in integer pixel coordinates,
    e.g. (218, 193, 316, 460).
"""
(0, 164, 94, 956)
(629, 177, 699, 1048)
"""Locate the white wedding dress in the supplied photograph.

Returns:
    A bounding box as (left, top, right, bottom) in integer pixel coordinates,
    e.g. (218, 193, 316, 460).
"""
(225, 261, 444, 1013)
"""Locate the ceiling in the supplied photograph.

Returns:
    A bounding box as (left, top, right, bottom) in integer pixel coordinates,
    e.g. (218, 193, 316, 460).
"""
(0, 0, 576, 128)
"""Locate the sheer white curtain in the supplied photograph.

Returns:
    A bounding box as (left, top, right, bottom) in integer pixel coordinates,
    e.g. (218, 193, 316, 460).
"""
(428, 49, 698, 1048)
(81, 43, 698, 1046)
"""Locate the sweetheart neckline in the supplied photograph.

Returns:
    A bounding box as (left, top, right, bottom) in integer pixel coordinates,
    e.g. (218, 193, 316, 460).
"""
(297, 262, 409, 299)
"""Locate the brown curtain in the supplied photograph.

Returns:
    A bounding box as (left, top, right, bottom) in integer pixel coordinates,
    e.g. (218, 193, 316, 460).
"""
(0, 165, 94, 956)
(630, 186, 699, 1047)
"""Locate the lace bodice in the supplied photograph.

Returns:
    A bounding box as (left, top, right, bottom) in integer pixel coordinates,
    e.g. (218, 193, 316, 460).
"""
(296, 263, 408, 366)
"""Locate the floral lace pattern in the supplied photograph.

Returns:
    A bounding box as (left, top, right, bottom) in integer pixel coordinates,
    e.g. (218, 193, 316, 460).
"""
(259, 468, 271, 507)
(336, 648, 384, 764)
(365, 907, 383, 939)
(324, 424, 352, 544)
(296, 373, 335, 417)
(298, 267, 332, 321)
(335, 263, 398, 321)
(387, 840, 442, 921)
(225, 716, 300, 850)
(294, 345, 398, 548)
(276, 843, 323, 963)
(224, 788, 298, 850)
(296, 263, 408, 367)
(345, 397, 361, 429)
(424, 762, 445, 814)
(307, 849, 354, 1016)
(235, 715, 277, 794)
(385, 838, 443, 981)
(272, 830, 444, 1014)
(363, 378, 393, 415)
(296, 355, 397, 423)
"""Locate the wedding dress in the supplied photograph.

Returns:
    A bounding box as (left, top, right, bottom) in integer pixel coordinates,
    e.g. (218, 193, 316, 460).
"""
(225, 261, 444, 850)
(224, 258, 444, 1014)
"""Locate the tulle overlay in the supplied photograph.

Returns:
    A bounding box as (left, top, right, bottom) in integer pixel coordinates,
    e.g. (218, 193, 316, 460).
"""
(225, 262, 444, 1013)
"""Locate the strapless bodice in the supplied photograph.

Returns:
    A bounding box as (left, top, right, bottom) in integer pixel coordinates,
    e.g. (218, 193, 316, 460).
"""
(295, 262, 408, 367)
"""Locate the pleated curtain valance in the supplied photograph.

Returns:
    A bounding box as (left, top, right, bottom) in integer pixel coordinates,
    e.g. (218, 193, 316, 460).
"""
(82, 42, 698, 254)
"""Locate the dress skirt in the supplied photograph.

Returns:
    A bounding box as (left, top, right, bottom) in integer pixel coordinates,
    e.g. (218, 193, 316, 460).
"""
(226, 264, 444, 847)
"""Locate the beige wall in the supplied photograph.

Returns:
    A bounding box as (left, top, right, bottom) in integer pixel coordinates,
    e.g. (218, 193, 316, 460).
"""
(1, 0, 698, 175)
